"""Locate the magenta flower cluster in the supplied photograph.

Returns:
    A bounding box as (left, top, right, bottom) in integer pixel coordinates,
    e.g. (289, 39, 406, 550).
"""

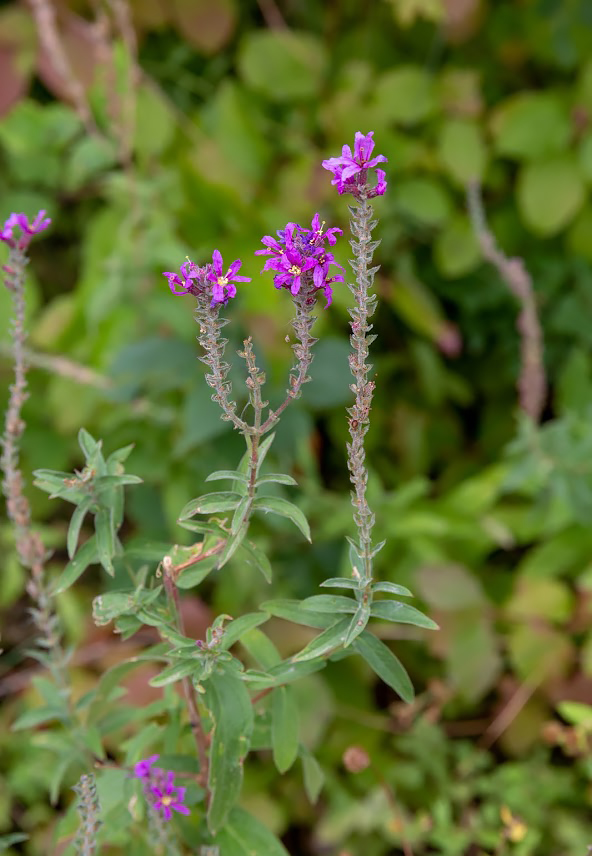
(163, 249, 250, 307)
(0, 210, 51, 251)
(256, 213, 345, 307)
(134, 755, 190, 822)
(322, 131, 387, 198)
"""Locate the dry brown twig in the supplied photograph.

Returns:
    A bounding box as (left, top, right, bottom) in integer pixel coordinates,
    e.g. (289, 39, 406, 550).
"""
(467, 181, 546, 423)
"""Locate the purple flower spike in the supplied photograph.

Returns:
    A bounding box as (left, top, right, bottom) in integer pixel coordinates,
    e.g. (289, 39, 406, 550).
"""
(207, 249, 250, 306)
(322, 131, 387, 199)
(0, 209, 51, 250)
(257, 217, 344, 307)
(134, 755, 160, 779)
(150, 771, 191, 822)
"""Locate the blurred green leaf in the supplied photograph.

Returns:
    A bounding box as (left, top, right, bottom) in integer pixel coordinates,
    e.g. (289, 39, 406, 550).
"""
(517, 156, 585, 236)
(238, 30, 326, 101)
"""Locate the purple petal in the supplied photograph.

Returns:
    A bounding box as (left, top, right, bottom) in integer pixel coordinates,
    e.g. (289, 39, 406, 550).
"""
(211, 249, 223, 275)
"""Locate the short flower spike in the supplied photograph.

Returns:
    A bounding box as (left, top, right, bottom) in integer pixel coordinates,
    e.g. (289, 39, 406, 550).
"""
(322, 131, 387, 198)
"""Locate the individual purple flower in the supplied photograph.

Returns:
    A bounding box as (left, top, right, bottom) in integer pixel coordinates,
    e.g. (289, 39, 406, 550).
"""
(134, 754, 160, 779)
(163, 261, 205, 296)
(0, 210, 51, 250)
(322, 131, 387, 198)
(207, 249, 250, 306)
(302, 212, 343, 248)
(150, 771, 191, 822)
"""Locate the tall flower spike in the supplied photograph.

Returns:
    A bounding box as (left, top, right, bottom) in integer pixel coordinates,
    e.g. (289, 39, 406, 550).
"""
(322, 134, 387, 604)
(322, 131, 387, 199)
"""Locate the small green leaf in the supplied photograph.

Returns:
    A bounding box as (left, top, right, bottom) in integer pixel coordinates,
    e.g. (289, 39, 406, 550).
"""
(256, 473, 298, 487)
(240, 628, 281, 669)
(149, 660, 198, 687)
(106, 443, 135, 466)
(252, 496, 311, 541)
(372, 581, 414, 597)
(261, 599, 336, 628)
(206, 469, 249, 484)
(300, 594, 358, 613)
(12, 705, 67, 730)
(93, 474, 143, 490)
(179, 492, 241, 519)
(206, 668, 254, 834)
(300, 749, 324, 804)
(244, 658, 327, 688)
(343, 604, 371, 647)
(291, 617, 351, 662)
(67, 497, 93, 559)
(272, 686, 299, 773)
(220, 613, 268, 650)
(95, 508, 116, 575)
(255, 432, 276, 472)
(354, 632, 414, 702)
(238, 538, 273, 583)
(320, 577, 361, 591)
(371, 600, 438, 629)
(51, 536, 98, 594)
(213, 806, 290, 855)
(78, 427, 100, 459)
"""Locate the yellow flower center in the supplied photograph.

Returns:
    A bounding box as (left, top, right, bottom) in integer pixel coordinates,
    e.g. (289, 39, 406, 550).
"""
(289, 265, 301, 276)
(218, 276, 228, 286)
(161, 796, 173, 807)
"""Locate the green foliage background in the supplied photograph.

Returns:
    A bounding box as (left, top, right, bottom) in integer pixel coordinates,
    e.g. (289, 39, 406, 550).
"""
(2, 0, 592, 853)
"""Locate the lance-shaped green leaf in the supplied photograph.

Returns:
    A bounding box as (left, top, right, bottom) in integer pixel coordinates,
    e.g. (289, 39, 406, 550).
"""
(243, 657, 327, 688)
(94, 474, 143, 490)
(33, 469, 86, 504)
(353, 632, 414, 702)
(78, 427, 100, 459)
(205, 668, 254, 834)
(240, 627, 281, 669)
(252, 496, 311, 541)
(213, 806, 290, 856)
(95, 508, 116, 574)
(372, 581, 414, 597)
(291, 616, 351, 662)
(256, 473, 298, 487)
(371, 600, 438, 629)
(219, 613, 268, 650)
(67, 496, 93, 559)
(261, 599, 336, 629)
(51, 536, 98, 595)
(320, 577, 361, 591)
(300, 595, 357, 613)
(238, 539, 273, 583)
(179, 492, 241, 519)
(149, 659, 201, 688)
(206, 469, 249, 487)
(272, 686, 299, 773)
(300, 748, 324, 804)
(342, 603, 371, 647)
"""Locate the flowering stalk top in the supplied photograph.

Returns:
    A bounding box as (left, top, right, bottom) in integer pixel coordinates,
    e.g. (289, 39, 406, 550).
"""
(322, 131, 387, 198)
(163, 250, 250, 307)
(133, 755, 190, 822)
(0, 210, 51, 251)
(256, 213, 345, 307)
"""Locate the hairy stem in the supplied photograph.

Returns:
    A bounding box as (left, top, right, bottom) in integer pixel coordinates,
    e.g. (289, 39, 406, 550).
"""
(467, 181, 546, 422)
(196, 304, 248, 433)
(346, 195, 379, 583)
(163, 572, 209, 787)
(1, 248, 65, 674)
(260, 287, 317, 434)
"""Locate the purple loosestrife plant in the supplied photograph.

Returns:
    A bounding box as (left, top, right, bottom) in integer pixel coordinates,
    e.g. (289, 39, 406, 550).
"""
(4, 133, 436, 856)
